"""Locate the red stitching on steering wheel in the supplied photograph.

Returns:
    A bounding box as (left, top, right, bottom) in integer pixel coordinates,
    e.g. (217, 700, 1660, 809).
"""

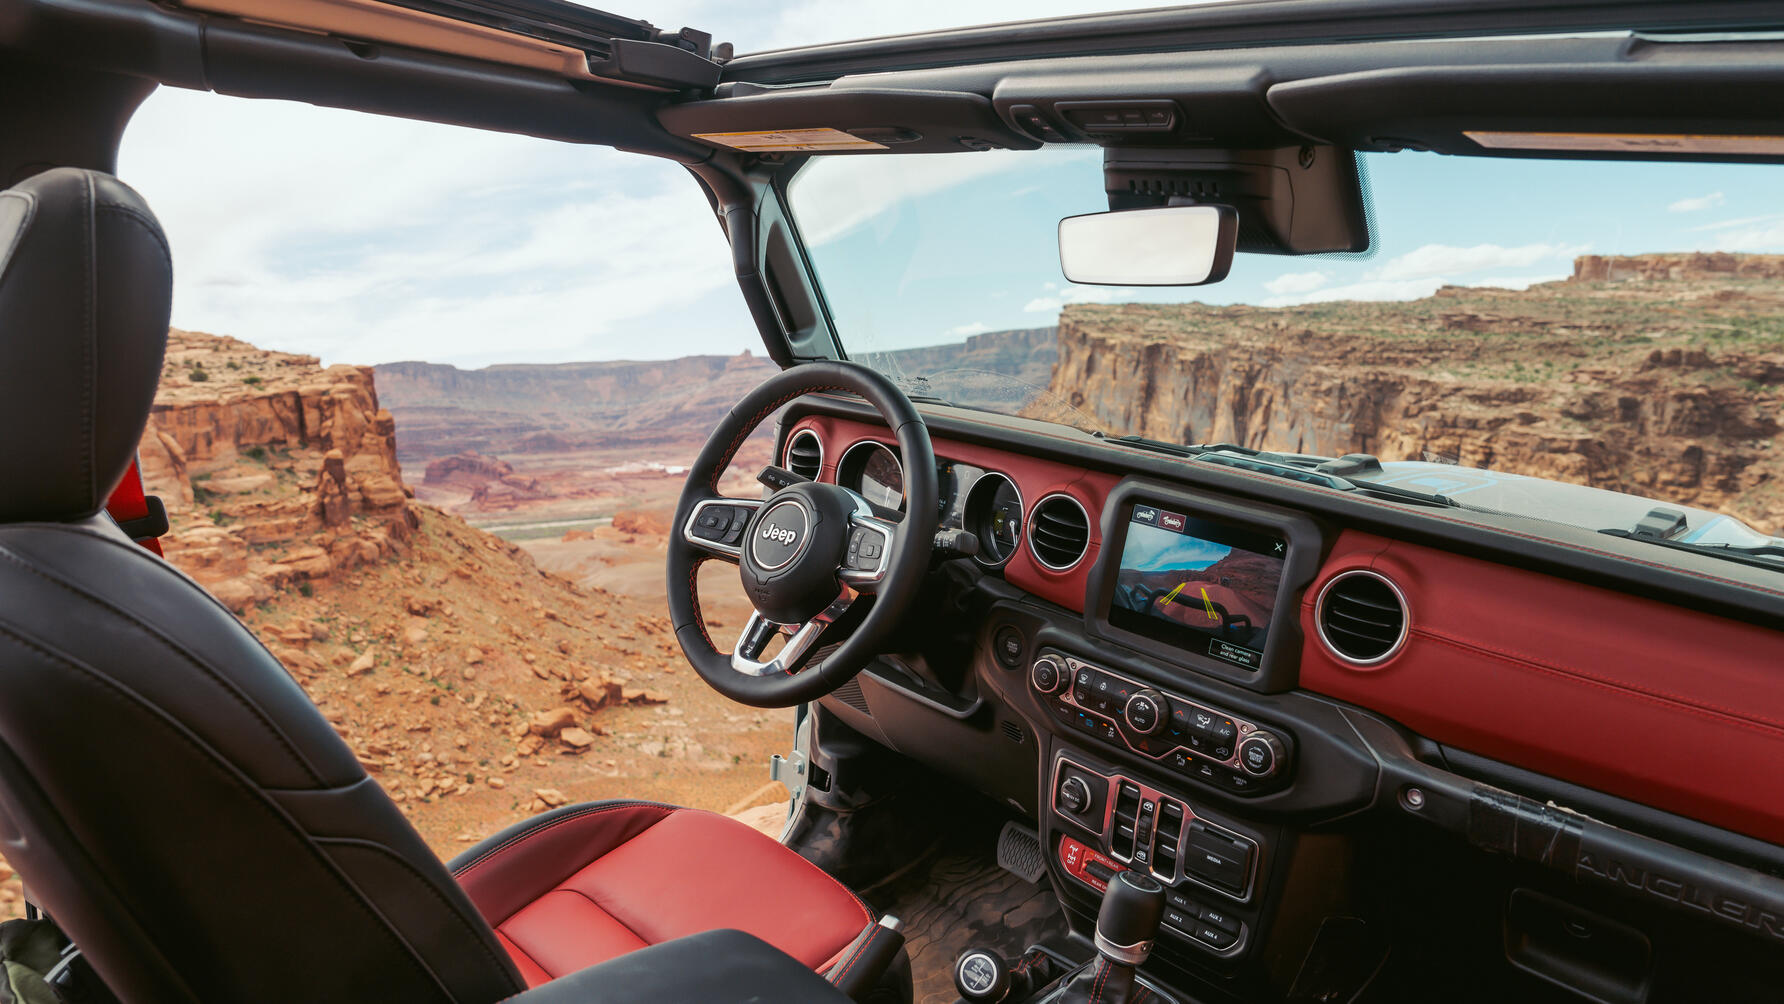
(706, 384, 851, 492)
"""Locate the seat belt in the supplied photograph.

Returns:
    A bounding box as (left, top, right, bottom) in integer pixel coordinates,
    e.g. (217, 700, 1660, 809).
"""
(104, 457, 168, 556)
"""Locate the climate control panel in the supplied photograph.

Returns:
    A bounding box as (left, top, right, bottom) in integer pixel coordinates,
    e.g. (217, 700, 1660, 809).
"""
(1032, 650, 1292, 795)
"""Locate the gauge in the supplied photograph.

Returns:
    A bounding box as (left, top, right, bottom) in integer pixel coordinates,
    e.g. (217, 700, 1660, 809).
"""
(838, 441, 905, 511)
(963, 472, 1023, 566)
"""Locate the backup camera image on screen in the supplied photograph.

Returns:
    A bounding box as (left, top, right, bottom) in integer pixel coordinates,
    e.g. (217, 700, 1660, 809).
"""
(1108, 506, 1287, 669)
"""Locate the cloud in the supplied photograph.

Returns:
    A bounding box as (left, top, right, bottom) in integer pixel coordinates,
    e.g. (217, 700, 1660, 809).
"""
(790, 150, 1036, 246)
(1710, 220, 1784, 252)
(1259, 272, 1564, 308)
(1263, 270, 1329, 296)
(1667, 192, 1725, 213)
(947, 321, 992, 336)
(118, 88, 746, 367)
(1022, 285, 1121, 314)
(1691, 212, 1784, 233)
(1369, 242, 1589, 282)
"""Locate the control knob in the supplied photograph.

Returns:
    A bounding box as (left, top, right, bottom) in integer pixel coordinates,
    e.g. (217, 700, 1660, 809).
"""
(1057, 775, 1092, 816)
(1237, 731, 1286, 777)
(1030, 655, 1064, 694)
(1123, 689, 1169, 735)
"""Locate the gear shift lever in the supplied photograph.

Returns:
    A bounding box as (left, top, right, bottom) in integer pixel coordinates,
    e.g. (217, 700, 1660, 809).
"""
(1093, 870, 1165, 966)
(1039, 870, 1166, 1004)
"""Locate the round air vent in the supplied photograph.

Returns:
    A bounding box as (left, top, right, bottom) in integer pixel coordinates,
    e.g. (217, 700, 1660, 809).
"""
(1027, 493, 1091, 570)
(784, 429, 823, 481)
(1316, 570, 1408, 665)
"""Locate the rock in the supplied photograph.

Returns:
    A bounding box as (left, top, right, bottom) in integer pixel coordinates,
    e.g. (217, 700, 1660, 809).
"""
(206, 576, 263, 612)
(0, 861, 14, 883)
(405, 595, 442, 617)
(611, 510, 670, 536)
(347, 650, 376, 676)
(558, 727, 595, 749)
(405, 622, 429, 644)
(464, 647, 483, 665)
(528, 707, 578, 737)
(577, 676, 621, 708)
(622, 687, 669, 705)
(208, 473, 274, 494)
(561, 529, 594, 542)
(533, 788, 569, 808)
(276, 546, 333, 579)
(486, 776, 506, 789)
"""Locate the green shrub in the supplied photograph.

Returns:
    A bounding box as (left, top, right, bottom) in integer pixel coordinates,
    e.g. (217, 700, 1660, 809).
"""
(188, 366, 209, 382)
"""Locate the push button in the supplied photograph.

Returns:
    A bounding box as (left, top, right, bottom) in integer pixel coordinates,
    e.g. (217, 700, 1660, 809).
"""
(993, 628, 1025, 668)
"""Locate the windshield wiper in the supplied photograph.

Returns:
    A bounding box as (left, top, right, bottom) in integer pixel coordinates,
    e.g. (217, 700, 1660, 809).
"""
(1106, 437, 1458, 508)
(1598, 528, 1784, 572)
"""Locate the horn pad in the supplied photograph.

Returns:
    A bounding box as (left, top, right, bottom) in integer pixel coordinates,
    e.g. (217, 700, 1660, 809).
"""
(738, 482, 858, 624)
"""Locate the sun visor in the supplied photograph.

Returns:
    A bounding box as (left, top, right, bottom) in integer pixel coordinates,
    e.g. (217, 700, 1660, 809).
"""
(1267, 48, 1784, 163)
(660, 87, 1039, 156)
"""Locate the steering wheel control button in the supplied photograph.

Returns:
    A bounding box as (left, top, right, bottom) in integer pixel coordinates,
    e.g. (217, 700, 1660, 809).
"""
(1031, 655, 1063, 693)
(751, 500, 810, 570)
(1238, 733, 1284, 777)
(1125, 689, 1167, 735)
(1057, 774, 1092, 815)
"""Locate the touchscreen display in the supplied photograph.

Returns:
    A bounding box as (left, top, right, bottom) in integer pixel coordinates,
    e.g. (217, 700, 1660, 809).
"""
(1107, 504, 1287, 670)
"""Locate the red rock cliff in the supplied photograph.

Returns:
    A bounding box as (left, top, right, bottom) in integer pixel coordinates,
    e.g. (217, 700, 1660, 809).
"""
(140, 329, 418, 609)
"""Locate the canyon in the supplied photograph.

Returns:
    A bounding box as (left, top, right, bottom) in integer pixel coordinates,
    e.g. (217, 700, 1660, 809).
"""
(1048, 254, 1784, 534)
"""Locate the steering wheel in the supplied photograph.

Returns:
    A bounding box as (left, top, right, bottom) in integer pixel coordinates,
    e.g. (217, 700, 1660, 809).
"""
(666, 362, 938, 708)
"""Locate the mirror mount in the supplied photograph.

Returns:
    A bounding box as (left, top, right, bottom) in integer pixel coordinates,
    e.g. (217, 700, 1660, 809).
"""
(1103, 145, 1369, 255)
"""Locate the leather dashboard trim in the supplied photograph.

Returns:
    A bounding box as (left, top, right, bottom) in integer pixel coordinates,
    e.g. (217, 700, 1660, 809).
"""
(1302, 530, 1784, 847)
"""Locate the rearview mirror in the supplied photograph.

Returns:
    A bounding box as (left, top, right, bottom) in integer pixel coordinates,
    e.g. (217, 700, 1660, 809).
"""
(1058, 204, 1238, 286)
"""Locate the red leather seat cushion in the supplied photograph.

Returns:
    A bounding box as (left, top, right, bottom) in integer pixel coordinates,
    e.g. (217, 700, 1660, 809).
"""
(453, 804, 871, 987)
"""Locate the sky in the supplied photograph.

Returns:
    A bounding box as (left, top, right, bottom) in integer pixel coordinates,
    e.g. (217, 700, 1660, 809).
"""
(113, 0, 1784, 370)
(1121, 523, 1230, 573)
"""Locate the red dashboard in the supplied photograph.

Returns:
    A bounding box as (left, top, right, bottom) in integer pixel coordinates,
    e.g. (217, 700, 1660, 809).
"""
(790, 416, 1784, 847)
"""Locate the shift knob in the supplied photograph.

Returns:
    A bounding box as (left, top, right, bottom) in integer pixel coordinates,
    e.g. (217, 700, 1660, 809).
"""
(1094, 870, 1166, 966)
(954, 948, 1011, 1001)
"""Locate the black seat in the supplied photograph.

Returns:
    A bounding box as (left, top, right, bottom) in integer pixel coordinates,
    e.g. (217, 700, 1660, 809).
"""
(0, 168, 856, 1003)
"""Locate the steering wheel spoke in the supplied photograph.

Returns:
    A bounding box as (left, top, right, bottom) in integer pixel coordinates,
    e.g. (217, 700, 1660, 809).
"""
(731, 586, 859, 677)
(680, 496, 764, 563)
(838, 508, 899, 592)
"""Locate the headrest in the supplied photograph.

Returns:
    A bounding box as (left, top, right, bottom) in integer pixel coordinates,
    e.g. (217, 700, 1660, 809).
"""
(0, 168, 171, 524)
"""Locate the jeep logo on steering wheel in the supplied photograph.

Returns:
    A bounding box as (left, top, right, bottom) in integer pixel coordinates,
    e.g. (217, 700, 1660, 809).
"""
(750, 500, 810, 570)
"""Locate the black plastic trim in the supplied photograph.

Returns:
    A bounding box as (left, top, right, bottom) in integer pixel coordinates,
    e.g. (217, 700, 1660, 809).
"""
(1086, 481, 1325, 694)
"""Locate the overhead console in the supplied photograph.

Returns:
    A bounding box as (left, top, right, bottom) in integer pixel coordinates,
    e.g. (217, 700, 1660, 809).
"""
(1086, 481, 1323, 692)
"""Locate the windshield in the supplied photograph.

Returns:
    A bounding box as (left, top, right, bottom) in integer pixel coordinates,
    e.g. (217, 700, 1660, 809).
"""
(786, 149, 1784, 542)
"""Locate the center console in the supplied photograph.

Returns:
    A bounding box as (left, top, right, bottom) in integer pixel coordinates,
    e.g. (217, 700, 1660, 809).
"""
(1048, 750, 1266, 962)
(1032, 650, 1293, 796)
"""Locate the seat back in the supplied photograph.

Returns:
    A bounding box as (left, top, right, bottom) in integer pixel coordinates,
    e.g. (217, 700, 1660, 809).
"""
(0, 168, 524, 1003)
